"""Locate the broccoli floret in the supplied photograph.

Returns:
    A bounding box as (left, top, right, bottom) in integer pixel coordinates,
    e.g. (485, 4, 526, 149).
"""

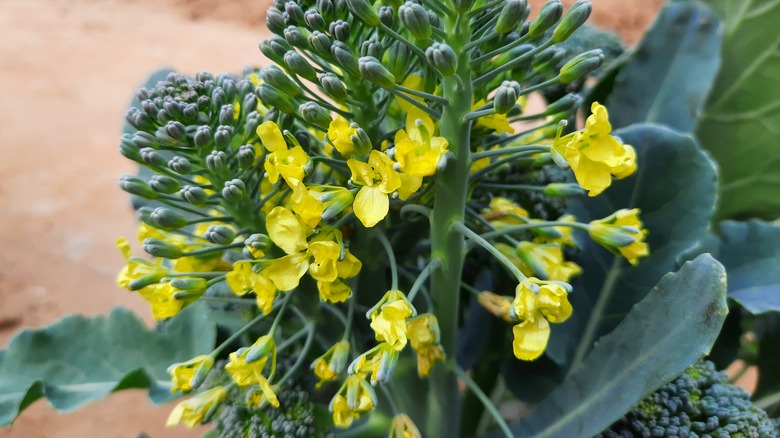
(597, 360, 779, 438)
(479, 163, 569, 221)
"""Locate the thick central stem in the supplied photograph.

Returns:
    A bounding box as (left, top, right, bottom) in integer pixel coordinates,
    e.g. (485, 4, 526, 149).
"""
(427, 10, 472, 438)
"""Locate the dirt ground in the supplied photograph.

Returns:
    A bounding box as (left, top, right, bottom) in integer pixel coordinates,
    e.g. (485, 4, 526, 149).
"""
(0, 0, 702, 436)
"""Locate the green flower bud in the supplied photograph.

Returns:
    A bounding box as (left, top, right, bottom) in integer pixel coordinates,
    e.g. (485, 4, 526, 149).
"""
(219, 104, 236, 126)
(318, 73, 348, 102)
(329, 20, 350, 42)
(214, 125, 233, 149)
(266, 7, 286, 35)
(317, 0, 335, 20)
(425, 42, 458, 76)
(119, 174, 158, 199)
(163, 100, 184, 120)
(493, 81, 521, 114)
(168, 156, 193, 174)
(119, 135, 142, 162)
(552, 0, 591, 43)
(308, 30, 333, 57)
(150, 207, 189, 230)
(378, 6, 393, 27)
(206, 150, 228, 172)
(261, 66, 301, 97)
(283, 51, 318, 81)
(170, 278, 209, 300)
(257, 84, 295, 113)
(222, 179, 247, 202)
(264, 108, 280, 123)
(515, 242, 550, 279)
(149, 175, 181, 194)
(125, 108, 155, 131)
(345, 0, 380, 26)
(143, 238, 184, 259)
(384, 41, 409, 80)
(285, 1, 305, 23)
(398, 1, 431, 40)
(133, 131, 159, 150)
(163, 121, 186, 142)
(589, 224, 638, 248)
(358, 56, 396, 88)
(543, 183, 586, 198)
(331, 41, 360, 76)
(299, 101, 333, 129)
(181, 103, 198, 122)
(244, 233, 273, 258)
(259, 39, 285, 64)
(179, 185, 209, 206)
(142, 99, 159, 118)
(528, 0, 563, 38)
(242, 92, 258, 114)
(559, 49, 604, 83)
(284, 26, 309, 49)
(138, 148, 165, 167)
(361, 37, 384, 59)
(546, 93, 581, 115)
(193, 125, 212, 148)
(350, 124, 373, 155)
(211, 88, 227, 110)
(237, 144, 256, 170)
(245, 335, 276, 363)
(204, 225, 236, 245)
(304, 9, 326, 30)
(531, 47, 566, 75)
(496, 0, 528, 34)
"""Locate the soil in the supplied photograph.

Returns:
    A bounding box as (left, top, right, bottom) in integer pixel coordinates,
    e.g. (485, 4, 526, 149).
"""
(0, 0, 709, 437)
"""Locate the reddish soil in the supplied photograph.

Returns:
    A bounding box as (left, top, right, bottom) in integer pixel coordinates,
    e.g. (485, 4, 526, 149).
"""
(0, 0, 672, 436)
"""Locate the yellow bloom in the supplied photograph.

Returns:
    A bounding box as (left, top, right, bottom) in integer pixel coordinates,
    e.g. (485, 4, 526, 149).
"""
(589, 208, 649, 266)
(138, 282, 184, 320)
(166, 386, 227, 428)
(267, 206, 309, 255)
(307, 240, 342, 282)
(367, 290, 417, 350)
(167, 355, 214, 393)
(515, 241, 582, 282)
(348, 150, 401, 228)
(311, 340, 350, 388)
(307, 185, 355, 221)
(551, 102, 636, 196)
(226, 261, 278, 315)
(349, 343, 399, 384)
(287, 178, 325, 228)
(225, 335, 276, 387)
(406, 314, 445, 377)
(257, 121, 310, 184)
(317, 279, 353, 303)
(533, 214, 578, 247)
(330, 374, 376, 428)
(247, 379, 280, 408)
(327, 115, 358, 156)
(481, 197, 529, 228)
(137, 223, 165, 243)
(173, 252, 225, 274)
(394, 107, 448, 177)
(473, 99, 514, 134)
(389, 414, 422, 438)
(116, 237, 167, 290)
(511, 278, 572, 361)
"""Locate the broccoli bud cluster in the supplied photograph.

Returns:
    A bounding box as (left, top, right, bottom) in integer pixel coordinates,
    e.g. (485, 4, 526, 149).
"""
(598, 360, 779, 438)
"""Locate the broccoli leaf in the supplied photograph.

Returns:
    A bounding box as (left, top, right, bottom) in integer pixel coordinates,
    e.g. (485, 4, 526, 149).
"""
(0, 304, 216, 426)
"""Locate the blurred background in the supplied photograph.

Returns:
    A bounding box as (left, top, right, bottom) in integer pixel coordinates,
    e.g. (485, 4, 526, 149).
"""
(0, 0, 661, 436)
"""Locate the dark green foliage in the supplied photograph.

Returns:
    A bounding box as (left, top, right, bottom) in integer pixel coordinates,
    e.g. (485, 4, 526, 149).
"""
(598, 361, 779, 438)
(479, 163, 568, 220)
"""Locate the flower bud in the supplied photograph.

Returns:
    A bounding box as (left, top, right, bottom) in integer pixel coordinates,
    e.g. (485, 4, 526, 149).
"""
(299, 101, 333, 129)
(350, 125, 373, 156)
(553, 0, 591, 43)
(242, 92, 258, 114)
(283, 26, 308, 49)
(384, 41, 409, 80)
(170, 278, 209, 299)
(192, 125, 211, 148)
(531, 47, 565, 76)
(151, 207, 189, 229)
(119, 174, 158, 199)
(425, 42, 458, 76)
(206, 150, 228, 172)
(214, 125, 233, 149)
(266, 7, 286, 35)
(133, 131, 159, 150)
(244, 233, 273, 258)
(543, 182, 586, 198)
(165, 121, 187, 142)
(304, 9, 326, 30)
(361, 37, 384, 59)
(257, 84, 295, 113)
(378, 6, 393, 27)
(261, 66, 301, 97)
(358, 56, 396, 88)
(375, 348, 399, 384)
(308, 30, 333, 57)
(545, 93, 581, 115)
(259, 39, 285, 64)
(237, 144, 256, 170)
(398, 1, 432, 40)
(119, 135, 142, 162)
(142, 99, 159, 118)
(245, 335, 276, 363)
(140, 147, 166, 167)
(222, 179, 247, 202)
(179, 185, 209, 206)
(527, 0, 563, 38)
(143, 238, 184, 258)
(559, 49, 604, 83)
(345, 0, 380, 26)
(496, 0, 528, 34)
(149, 175, 181, 194)
(329, 20, 350, 42)
(219, 104, 236, 126)
(284, 0, 305, 23)
(168, 156, 193, 174)
(331, 41, 360, 76)
(317, 0, 335, 19)
(493, 81, 521, 114)
(319, 73, 348, 102)
(204, 225, 236, 245)
(283, 51, 318, 81)
(125, 108, 155, 131)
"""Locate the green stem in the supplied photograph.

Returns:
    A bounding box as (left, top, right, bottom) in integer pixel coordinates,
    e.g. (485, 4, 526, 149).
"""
(454, 366, 514, 438)
(393, 84, 450, 105)
(276, 324, 315, 387)
(754, 391, 780, 410)
(471, 145, 549, 160)
(376, 230, 399, 290)
(453, 221, 526, 282)
(407, 259, 441, 302)
(182, 242, 244, 257)
(479, 221, 589, 241)
(210, 298, 285, 357)
(473, 40, 554, 86)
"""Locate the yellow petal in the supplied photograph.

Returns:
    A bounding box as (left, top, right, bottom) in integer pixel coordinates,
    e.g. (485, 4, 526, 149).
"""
(257, 121, 287, 152)
(266, 206, 308, 254)
(512, 317, 550, 361)
(354, 186, 389, 228)
(263, 252, 309, 291)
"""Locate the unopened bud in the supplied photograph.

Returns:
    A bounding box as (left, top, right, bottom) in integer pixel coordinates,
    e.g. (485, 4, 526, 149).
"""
(493, 81, 521, 114)
(244, 233, 273, 258)
(242, 92, 258, 114)
(350, 125, 372, 155)
(259, 39, 285, 64)
(149, 175, 181, 194)
(143, 238, 184, 259)
(119, 135, 141, 162)
(133, 131, 159, 150)
(398, 1, 432, 40)
(284, 1, 305, 23)
(543, 183, 586, 198)
(261, 66, 301, 97)
(425, 42, 458, 76)
(179, 185, 209, 206)
(222, 179, 247, 202)
(119, 174, 158, 199)
(361, 37, 384, 59)
(589, 223, 638, 248)
(284, 51, 318, 81)
(164, 121, 187, 141)
(140, 147, 166, 167)
(329, 20, 350, 41)
(308, 30, 333, 57)
(559, 49, 604, 83)
(168, 156, 193, 174)
(206, 150, 228, 172)
(545, 93, 581, 115)
(245, 335, 276, 363)
(214, 125, 233, 149)
(331, 41, 360, 76)
(319, 73, 348, 102)
(204, 225, 236, 245)
(257, 84, 295, 113)
(531, 47, 566, 75)
(284, 26, 308, 49)
(219, 104, 236, 126)
(237, 144, 256, 170)
(528, 0, 563, 38)
(299, 102, 333, 129)
(384, 41, 409, 80)
(170, 278, 209, 298)
(552, 0, 591, 43)
(496, 0, 528, 34)
(358, 56, 396, 88)
(317, 0, 335, 19)
(125, 108, 155, 131)
(304, 9, 326, 30)
(151, 207, 189, 229)
(266, 7, 286, 34)
(378, 6, 393, 27)
(375, 349, 399, 385)
(345, 0, 380, 26)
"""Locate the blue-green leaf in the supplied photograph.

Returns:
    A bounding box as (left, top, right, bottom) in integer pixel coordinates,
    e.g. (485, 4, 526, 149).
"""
(0, 304, 216, 426)
(605, 2, 722, 132)
(506, 255, 728, 438)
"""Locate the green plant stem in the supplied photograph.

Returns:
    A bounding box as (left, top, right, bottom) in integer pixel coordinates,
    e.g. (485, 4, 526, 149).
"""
(453, 221, 526, 282)
(407, 259, 441, 302)
(181, 242, 244, 257)
(754, 391, 780, 410)
(210, 296, 288, 357)
(393, 84, 450, 105)
(376, 230, 399, 290)
(471, 145, 550, 160)
(276, 323, 315, 387)
(479, 221, 589, 241)
(454, 366, 514, 438)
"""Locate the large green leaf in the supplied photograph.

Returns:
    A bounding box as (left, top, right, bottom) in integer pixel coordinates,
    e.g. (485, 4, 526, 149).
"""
(547, 124, 718, 368)
(0, 304, 216, 426)
(503, 255, 728, 438)
(606, 2, 722, 132)
(695, 0, 780, 219)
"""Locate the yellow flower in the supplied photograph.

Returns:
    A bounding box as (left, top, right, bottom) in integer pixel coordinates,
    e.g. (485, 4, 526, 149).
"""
(137, 223, 165, 243)
(389, 414, 422, 438)
(551, 102, 637, 196)
(515, 241, 582, 282)
(394, 107, 448, 177)
(347, 150, 402, 228)
(511, 278, 572, 361)
(330, 374, 376, 428)
(307, 240, 342, 282)
(288, 178, 326, 228)
(406, 314, 445, 377)
(226, 261, 278, 315)
(138, 282, 184, 320)
(533, 214, 578, 247)
(327, 115, 358, 156)
(311, 340, 350, 388)
(166, 386, 228, 428)
(116, 237, 168, 290)
(307, 185, 355, 221)
(589, 208, 649, 266)
(349, 343, 399, 384)
(167, 355, 214, 393)
(247, 379, 280, 408)
(473, 99, 514, 134)
(367, 290, 417, 350)
(477, 291, 515, 322)
(317, 279, 353, 303)
(481, 197, 529, 228)
(225, 335, 277, 387)
(257, 121, 310, 184)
